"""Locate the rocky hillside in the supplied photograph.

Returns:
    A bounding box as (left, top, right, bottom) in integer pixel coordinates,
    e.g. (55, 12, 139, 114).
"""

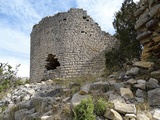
(0, 61, 160, 120)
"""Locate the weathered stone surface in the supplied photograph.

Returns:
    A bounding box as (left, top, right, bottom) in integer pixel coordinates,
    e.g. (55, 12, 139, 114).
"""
(134, 79, 146, 90)
(151, 70, 160, 79)
(148, 88, 160, 106)
(133, 61, 154, 69)
(120, 88, 134, 100)
(113, 102, 136, 114)
(79, 84, 91, 95)
(104, 108, 122, 120)
(113, 82, 125, 91)
(126, 67, 139, 76)
(136, 89, 146, 98)
(71, 93, 90, 107)
(126, 78, 137, 85)
(135, 0, 160, 60)
(124, 114, 136, 120)
(146, 78, 159, 90)
(90, 81, 110, 92)
(152, 109, 160, 120)
(30, 8, 118, 82)
(149, 4, 160, 17)
(137, 113, 150, 120)
(41, 116, 53, 120)
(136, 31, 152, 40)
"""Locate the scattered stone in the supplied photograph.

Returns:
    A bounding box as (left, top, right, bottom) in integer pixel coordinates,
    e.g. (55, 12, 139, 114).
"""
(113, 82, 125, 91)
(120, 87, 134, 100)
(109, 94, 125, 103)
(41, 115, 53, 120)
(113, 101, 136, 114)
(134, 79, 146, 90)
(133, 61, 154, 70)
(126, 78, 137, 85)
(146, 78, 159, 90)
(148, 88, 160, 106)
(136, 89, 146, 98)
(126, 67, 139, 76)
(79, 84, 91, 95)
(71, 93, 90, 108)
(137, 113, 150, 120)
(104, 108, 123, 120)
(152, 109, 160, 120)
(124, 114, 136, 120)
(90, 81, 110, 92)
(151, 70, 160, 79)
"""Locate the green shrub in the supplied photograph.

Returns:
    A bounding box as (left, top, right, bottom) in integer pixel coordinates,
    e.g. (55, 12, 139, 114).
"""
(74, 97, 96, 120)
(94, 98, 106, 116)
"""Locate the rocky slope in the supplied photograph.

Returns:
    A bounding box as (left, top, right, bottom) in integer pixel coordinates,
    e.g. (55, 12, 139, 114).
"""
(0, 61, 160, 120)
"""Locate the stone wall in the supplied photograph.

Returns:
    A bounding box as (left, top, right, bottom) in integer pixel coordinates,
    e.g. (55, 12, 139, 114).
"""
(30, 8, 118, 83)
(135, 0, 160, 61)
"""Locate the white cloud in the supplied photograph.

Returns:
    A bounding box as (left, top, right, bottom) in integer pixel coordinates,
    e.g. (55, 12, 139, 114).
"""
(76, 0, 140, 34)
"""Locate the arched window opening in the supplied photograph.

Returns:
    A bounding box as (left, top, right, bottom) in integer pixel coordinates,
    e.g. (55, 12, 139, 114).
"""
(45, 54, 60, 70)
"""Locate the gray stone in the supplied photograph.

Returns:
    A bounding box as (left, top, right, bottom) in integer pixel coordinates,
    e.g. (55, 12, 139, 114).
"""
(134, 83, 146, 90)
(71, 93, 90, 107)
(151, 70, 160, 79)
(113, 82, 125, 91)
(41, 116, 53, 120)
(109, 94, 125, 103)
(104, 108, 122, 120)
(152, 109, 160, 120)
(90, 81, 110, 92)
(136, 89, 146, 98)
(135, 97, 144, 103)
(113, 101, 136, 114)
(126, 67, 139, 76)
(79, 83, 91, 95)
(120, 87, 134, 100)
(126, 78, 137, 85)
(133, 61, 154, 70)
(146, 78, 159, 90)
(134, 79, 146, 90)
(148, 88, 160, 106)
(124, 114, 136, 120)
(137, 113, 150, 120)
(14, 109, 31, 120)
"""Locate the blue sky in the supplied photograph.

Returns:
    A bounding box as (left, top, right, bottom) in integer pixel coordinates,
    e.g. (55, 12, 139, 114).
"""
(0, 0, 139, 77)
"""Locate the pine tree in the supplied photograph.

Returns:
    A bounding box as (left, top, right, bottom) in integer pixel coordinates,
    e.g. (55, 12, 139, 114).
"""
(113, 0, 141, 60)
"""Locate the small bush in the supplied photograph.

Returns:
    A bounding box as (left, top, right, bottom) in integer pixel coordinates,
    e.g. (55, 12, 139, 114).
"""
(94, 98, 106, 116)
(74, 97, 96, 120)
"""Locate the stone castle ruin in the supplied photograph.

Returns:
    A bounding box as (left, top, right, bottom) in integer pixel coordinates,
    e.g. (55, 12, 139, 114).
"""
(30, 8, 118, 83)
(135, 0, 160, 61)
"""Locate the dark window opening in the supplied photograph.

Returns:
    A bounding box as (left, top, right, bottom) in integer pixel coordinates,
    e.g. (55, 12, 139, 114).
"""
(81, 31, 85, 33)
(86, 19, 89, 21)
(83, 16, 87, 19)
(45, 54, 60, 70)
(63, 18, 67, 21)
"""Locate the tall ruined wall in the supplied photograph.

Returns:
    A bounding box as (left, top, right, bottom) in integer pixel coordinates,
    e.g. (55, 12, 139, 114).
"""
(30, 8, 118, 83)
(135, 0, 160, 61)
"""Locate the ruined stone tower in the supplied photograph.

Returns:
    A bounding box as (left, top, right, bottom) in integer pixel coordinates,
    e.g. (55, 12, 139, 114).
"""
(30, 8, 118, 83)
